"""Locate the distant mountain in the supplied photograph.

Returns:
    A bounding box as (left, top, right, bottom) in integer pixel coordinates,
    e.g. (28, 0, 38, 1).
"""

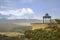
(0, 19, 42, 32)
(0, 19, 55, 32)
(0, 19, 42, 23)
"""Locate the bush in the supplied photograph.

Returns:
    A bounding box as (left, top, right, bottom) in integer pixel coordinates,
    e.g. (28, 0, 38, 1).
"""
(55, 19, 60, 24)
(0, 34, 22, 40)
(25, 28, 60, 40)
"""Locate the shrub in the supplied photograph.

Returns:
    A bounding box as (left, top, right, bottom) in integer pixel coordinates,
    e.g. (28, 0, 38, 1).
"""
(25, 28, 60, 40)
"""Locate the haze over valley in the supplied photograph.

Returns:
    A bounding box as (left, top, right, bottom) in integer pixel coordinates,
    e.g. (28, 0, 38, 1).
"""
(0, 19, 41, 32)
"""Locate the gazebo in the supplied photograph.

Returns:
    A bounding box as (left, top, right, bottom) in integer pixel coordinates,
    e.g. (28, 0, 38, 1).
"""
(43, 13, 51, 23)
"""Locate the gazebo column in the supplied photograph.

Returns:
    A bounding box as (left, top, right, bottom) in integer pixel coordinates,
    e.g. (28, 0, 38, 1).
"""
(50, 18, 51, 23)
(43, 18, 44, 23)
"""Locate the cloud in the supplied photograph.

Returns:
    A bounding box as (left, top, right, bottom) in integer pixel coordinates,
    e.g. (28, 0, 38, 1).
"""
(0, 0, 35, 10)
(0, 8, 34, 19)
(0, 0, 13, 10)
(20, 0, 33, 3)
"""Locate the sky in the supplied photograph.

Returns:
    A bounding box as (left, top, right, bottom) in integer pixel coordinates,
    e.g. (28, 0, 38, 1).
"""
(0, 0, 60, 20)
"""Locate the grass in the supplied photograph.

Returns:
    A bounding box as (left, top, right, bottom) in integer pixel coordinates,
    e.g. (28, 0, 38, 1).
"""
(0, 32, 24, 37)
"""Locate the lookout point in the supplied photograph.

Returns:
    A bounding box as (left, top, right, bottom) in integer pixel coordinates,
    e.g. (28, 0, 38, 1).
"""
(32, 13, 53, 30)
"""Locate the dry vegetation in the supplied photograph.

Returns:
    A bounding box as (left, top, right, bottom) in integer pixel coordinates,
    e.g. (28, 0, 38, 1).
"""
(0, 32, 23, 37)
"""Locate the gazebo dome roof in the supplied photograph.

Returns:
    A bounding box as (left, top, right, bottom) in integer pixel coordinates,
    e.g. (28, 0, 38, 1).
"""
(43, 13, 51, 18)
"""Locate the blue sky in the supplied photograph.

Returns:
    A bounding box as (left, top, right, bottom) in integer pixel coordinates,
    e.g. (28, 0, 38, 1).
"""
(0, 0, 60, 19)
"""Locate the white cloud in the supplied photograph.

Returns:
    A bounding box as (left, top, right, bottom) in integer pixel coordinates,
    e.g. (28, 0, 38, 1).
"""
(31, 15, 42, 20)
(20, 0, 33, 3)
(0, 0, 14, 10)
(0, 8, 34, 19)
(0, 0, 35, 10)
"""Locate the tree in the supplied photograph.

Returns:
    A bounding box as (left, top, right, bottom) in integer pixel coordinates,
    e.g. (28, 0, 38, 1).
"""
(55, 19, 60, 24)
